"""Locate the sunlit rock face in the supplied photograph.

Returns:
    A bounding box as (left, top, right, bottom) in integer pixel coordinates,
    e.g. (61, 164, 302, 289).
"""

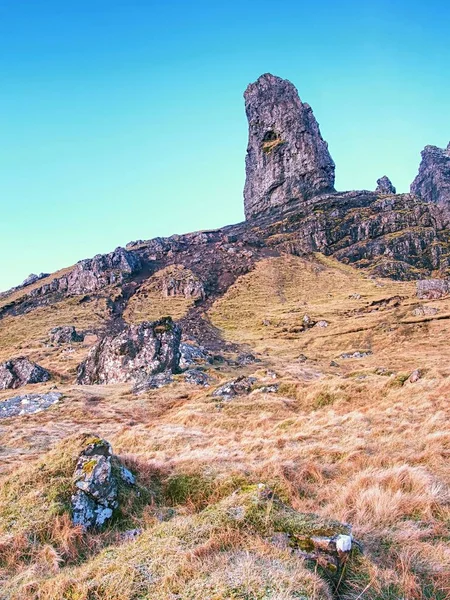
(411, 143, 450, 208)
(243, 73, 335, 220)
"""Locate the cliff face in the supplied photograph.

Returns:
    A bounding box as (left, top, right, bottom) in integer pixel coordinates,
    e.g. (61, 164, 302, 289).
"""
(243, 73, 335, 219)
(410, 143, 450, 208)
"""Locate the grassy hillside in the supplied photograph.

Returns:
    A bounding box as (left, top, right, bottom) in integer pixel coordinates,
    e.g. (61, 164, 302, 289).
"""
(0, 254, 449, 599)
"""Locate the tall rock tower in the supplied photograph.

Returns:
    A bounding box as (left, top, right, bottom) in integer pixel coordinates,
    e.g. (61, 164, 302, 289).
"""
(243, 73, 335, 220)
(410, 143, 450, 208)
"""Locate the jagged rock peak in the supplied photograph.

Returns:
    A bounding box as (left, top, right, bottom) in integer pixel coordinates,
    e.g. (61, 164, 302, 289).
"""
(410, 142, 450, 207)
(243, 73, 335, 220)
(376, 176, 396, 195)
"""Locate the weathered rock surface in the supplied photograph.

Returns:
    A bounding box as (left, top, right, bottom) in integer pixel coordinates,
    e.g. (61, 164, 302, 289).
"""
(71, 437, 135, 529)
(416, 278, 450, 299)
(0, 391, 62, 419)
(0, 357, 50, 390)
(213, 376, 256, 399)
(243, 73, 335, 219)
(179, 342, 212, 370)
(411, 143, 450, 208)
(22, 272, 49, 287)
(77, 317, 181, 386)
(184, 368, 211, 386)
(49, 326, 84, 345)
(161, 267, 205, 299)
(29, 247, 141, 299)
(376, 176, 396, 195)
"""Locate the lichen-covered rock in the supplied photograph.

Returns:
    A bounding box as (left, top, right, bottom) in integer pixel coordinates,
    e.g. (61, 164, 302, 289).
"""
(243, 73, 335, 219)
(376, 176, 396, 195)
(71, 437, 135, 529)
(416, 278, 450, 299)
(0, 357, 50, 390)
(49, 326, 84, 345)
(411, 143, 450, 208)
(0, 391, 62, 418)
(77, 317, 181, 386)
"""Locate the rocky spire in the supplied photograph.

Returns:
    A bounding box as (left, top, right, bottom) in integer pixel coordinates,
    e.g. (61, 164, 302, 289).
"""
(410, 143, 450, 207)
(243, 73, 335, 220)
(375, 176, 396, 195)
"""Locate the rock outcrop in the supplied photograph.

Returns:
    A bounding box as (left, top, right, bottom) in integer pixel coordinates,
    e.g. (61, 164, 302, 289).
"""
(376, 176, 396, 195)
(411, 143, 450, 208)
(243, 73, 335, 219)
(22, 273, 49, 287)
(49, 326, 84, 345)
(29, 247, 141, 299)
(0, 357, 50, 390)
(77, 317, 181, 386)
(416, 278, 450, 299)
(71, 437, 135, 530)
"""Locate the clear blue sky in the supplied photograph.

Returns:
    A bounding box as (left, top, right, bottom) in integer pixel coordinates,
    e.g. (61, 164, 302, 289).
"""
(1, 0, 449, 291)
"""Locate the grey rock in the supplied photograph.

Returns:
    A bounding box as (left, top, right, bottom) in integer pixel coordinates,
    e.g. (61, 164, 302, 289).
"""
(243, 73, 335, 219)
(49, 326, 84, 345)
(375, 176, 396, 195)
(29, 247, 141, 298)
(314, 320, 329, 328)
(22, 272, 49, 287)
(236, 353, 260, 366)
(71, 438, 134, 530)
(409, 369, 422, 383)
(411, 143, 450, 208)
(412, 305, 439, 316)
(0, 391, 62, 419)
(179, 342, 211, 371)
(0, 357, 50, 390)
(184, 368, 211, 386)
(77, 317, 181, 386)
(132, 371, 173, 394)
(213, 376, 256, 399)
(162, 270, 205, 300)
(340, 351, 372, 359)
(416, 278, 450, 299)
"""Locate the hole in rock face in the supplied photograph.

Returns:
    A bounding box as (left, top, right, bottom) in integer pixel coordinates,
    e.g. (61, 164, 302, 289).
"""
(261, 130, 284, 154)
(262, 130, 279, 142)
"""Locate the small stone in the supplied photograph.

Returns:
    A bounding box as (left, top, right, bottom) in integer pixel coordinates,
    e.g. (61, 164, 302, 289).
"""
(330, 360, 339, 367)
(409, 369, 422, 383)
(297, 354, 307, 363)
(212, 376, 256, 399)
(340, 351, 372, 360)
(314, 320, 328, 328)
(49, 326, 84, 345)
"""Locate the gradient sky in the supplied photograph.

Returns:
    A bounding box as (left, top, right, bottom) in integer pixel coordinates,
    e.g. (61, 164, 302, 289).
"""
(1, 0, 449, 291)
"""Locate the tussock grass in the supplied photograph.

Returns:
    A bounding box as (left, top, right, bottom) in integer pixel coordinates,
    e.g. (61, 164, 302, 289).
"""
(1, 254, 450, 598)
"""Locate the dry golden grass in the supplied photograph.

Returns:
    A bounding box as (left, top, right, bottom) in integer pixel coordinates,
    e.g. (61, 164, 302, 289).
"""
(1, 254, 450, 598)
(124, 265, 199, 324)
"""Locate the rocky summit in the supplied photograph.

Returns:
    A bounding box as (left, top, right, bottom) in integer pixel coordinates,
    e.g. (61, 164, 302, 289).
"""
(1, 73, 450, 600)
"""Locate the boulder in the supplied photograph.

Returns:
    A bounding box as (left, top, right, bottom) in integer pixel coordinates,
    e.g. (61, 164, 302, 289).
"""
(179, 342, 211, 370)
(411, 143, 450, 208)
(71, 437, 135, 530)
(243, 73, 335, 219)
(375, 176, 396, 195)
(77, 317, 181, 386)
(184, 369, 211, 386)
(416, 279, 450, 299)
(213, 376, 256, 399)
(49, 326, 84, 345)
(0, 357, 50, 390)
(0, 392, 62, 419)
